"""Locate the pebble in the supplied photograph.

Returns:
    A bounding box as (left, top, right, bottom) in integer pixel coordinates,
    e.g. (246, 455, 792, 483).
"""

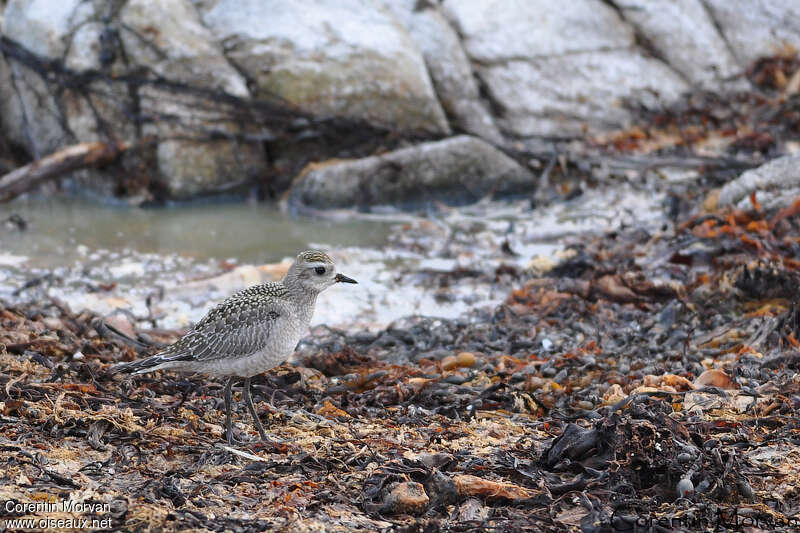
(416, 453, 452, 470)
(42, 317, 64, 331)
(443, 374, 469, 385)
(527, 376, 545, 391)
(444, 352, 478, 370)
(383, 482, 429, 515)
(456, 351, 476, 367)
(676, 478, 694, 498)
(677, 453, 694, 464)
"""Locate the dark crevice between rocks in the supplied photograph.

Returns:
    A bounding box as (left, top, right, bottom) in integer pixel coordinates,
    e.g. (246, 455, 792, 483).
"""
(435, 10, 508, 131)
(698, 0, 746, 70)
(473, 70, 507, 128)
(604, 0, 692, 87)
(0, 133, 29, 175)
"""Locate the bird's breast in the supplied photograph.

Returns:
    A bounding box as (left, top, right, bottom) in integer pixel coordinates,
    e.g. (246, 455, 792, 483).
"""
(242, 312, 309, 376)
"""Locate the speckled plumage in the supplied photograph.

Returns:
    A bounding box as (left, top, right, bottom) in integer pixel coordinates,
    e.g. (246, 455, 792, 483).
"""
(112, 250, 357, 444)
(296, 250, 334, 264)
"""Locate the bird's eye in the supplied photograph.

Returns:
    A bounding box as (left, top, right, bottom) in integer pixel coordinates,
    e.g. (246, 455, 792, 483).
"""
(314, 266, 326, 275)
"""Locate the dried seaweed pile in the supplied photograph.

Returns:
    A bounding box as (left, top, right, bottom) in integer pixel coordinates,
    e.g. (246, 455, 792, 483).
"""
(598, 51, 800, 163)
(1, 192, 800, 532)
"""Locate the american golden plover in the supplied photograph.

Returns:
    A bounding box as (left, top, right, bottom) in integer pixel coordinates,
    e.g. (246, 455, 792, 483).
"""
(112, 250, 357, 444)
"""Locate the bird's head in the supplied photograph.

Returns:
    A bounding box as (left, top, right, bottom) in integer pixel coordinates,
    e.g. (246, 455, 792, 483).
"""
(284, 250, 357, 294)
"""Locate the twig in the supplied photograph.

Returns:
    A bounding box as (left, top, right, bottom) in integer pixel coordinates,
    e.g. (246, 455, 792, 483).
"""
(0, 141, 127, 202)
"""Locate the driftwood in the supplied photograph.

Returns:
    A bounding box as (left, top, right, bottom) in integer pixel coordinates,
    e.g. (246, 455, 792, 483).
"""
(0, 141, 127, 202)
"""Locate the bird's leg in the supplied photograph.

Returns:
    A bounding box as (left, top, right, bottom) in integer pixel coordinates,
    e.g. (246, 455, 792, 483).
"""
(224, 376, 236, 445)
(243, 377, 269, 441)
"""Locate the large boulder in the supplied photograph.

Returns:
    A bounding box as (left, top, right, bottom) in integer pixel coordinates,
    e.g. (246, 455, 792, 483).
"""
(718, 153, 800, 211)
(116, 0, 266, 198)
(381, 1, 503, 144)
(197, 0, 450, 135)
(0, 25, 20, 152)
(286, 135, 534, 211)
(704, 0, 800, 68)
(615, 0, 740, 87)
(2, 0, 84, 157)
(442, 0, 688, 137)
(1, 0, 266, 199)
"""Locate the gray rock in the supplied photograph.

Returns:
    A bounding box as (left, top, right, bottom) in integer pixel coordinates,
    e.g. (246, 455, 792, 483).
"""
(442, 0, 688, 137)
(1, 0, 89, 157)
(118, 0, 266, 198)
(287, 135, 534, 211)
(3, 0, 89, 58)
(616, 0, 740, 87)
(718, 153, 800, 211)
(705, 0, 800, 68)
(382, 1, 503, 144)
(197, 0, 449, 135)
(1, 0, 265, 199)
(119, 0, 248, 97)
(444, 0, 632, 61)
(382, 481, 429, 515)
(481, 51, 687, 137)
(0, 34, 22, 150)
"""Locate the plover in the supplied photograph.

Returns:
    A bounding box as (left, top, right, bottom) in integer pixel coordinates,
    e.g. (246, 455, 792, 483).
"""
(112, 250, 357, 444)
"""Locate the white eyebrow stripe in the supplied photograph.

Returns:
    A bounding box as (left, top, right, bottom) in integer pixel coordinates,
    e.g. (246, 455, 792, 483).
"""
(306, 262, 330, 268)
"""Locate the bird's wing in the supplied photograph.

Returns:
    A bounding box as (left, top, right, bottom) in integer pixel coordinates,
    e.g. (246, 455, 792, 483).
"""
(156, 285, 289, 363)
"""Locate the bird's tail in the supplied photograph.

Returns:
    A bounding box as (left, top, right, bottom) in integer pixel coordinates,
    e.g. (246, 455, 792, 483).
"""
(110, 353, 169, 375)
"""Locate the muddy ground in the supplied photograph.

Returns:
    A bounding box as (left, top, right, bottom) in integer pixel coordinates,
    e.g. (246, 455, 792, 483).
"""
(3, 57, 800, 532)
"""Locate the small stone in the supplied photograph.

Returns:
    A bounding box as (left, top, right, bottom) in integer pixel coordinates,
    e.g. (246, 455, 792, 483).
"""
(415, 453, 452, 470)
(442, 355, 458, 370)
(103, 314, 137, 339)
(603, 383, 626, 405)
(577, 400, 594, 410)
(456, 351, 476, 368)
(383, 482, 429, 515)
(677, 453, 694, 464)
(42, 317, 64, 331)
(677, 478, 694, 498)
(527, 376, 545, 391)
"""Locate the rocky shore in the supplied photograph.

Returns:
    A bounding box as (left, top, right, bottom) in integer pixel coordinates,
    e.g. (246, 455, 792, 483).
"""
(3, 171, 800, 530)
(2, 1, 800, 531)
(1, 0, 798, 208)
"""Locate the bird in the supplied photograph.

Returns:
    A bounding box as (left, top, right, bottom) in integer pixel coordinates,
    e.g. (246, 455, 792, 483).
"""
(111, 250, 357, 445)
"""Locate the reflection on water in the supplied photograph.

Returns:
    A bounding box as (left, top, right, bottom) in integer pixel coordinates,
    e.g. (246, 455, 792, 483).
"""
(0, 194, 391, 268)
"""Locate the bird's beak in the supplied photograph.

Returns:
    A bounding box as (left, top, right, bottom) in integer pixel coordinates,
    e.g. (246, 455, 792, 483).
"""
(335, 273, 358, 284)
